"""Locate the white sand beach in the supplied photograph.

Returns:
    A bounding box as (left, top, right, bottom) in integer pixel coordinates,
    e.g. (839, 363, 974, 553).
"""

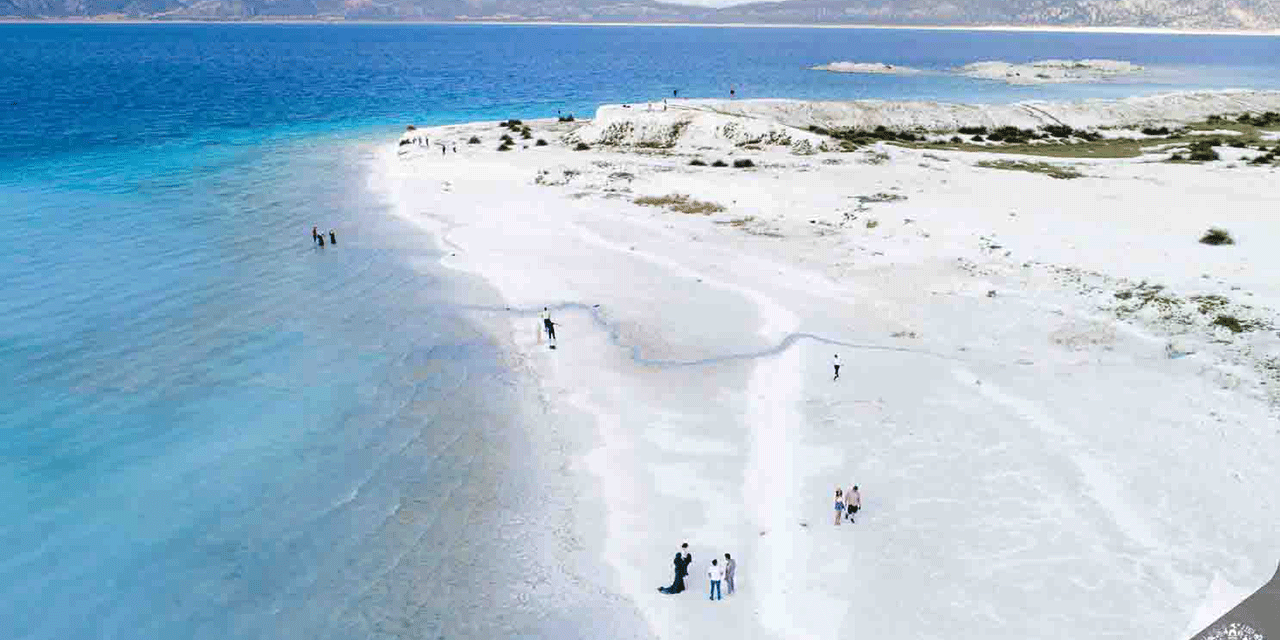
(373, 92, 1280, 639)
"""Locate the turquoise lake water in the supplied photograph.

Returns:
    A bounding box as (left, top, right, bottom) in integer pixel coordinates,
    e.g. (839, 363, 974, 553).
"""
(2, 23, 1279, 639)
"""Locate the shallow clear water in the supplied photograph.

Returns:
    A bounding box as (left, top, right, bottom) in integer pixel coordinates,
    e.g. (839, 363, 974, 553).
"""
(2, 23, 1279, 640)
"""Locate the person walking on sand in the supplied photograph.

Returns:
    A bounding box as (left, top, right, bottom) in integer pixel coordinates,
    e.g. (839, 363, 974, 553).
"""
(846, 485, 861, 523)
(542, 308, 557, 342)
(723, 553, 736, 595)
(834, 487, 845, 526)
(832, 353, 841, 380)
(708, 559, 724, 601)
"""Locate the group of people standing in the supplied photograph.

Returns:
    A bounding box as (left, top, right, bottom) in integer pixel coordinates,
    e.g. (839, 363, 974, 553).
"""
(658, 543, 736, 601)
(311, 226, 336, 247)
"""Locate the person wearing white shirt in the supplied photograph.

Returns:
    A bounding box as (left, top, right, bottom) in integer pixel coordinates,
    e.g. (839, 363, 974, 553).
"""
(832, 353, 841, 380)
(707, 559, 724, 601)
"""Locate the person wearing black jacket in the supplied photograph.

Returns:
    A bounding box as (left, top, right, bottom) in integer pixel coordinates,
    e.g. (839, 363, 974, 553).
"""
(658, 543, 693, 594)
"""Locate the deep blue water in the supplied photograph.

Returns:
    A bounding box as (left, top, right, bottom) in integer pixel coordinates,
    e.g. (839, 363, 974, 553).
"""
(2, 23, 1279, 640)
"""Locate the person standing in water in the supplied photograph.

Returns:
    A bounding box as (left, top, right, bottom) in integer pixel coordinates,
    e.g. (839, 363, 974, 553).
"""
(312, 226, 319, 244)
(833, 354, 841, 380)
(707, 559, 724, 601)
(834, 487, 844, 526)
(723, 553, 736, 595)
(328, 230, 336, 245)
(317, 233, 325, 247)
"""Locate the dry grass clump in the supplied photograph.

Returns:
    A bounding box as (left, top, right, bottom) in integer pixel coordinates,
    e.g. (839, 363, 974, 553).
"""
(574, 142, 591, 151)
(976, 159, 1083, 179)
(634, 193, 726, 215)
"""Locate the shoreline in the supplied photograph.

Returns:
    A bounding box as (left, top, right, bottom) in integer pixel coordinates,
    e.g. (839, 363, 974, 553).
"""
(370, 93, 1280, 638)
(1, 18, 1278, 37)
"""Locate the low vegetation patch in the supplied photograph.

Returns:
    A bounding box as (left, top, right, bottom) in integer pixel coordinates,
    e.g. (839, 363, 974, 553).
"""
(689, 158, 707, 166)
(574, 142, 591, 151)
(634, 193, 726, 215)
(1213, 314, 1247, 333)
(715, 215, 756, 227)
(855, 192, 907, 204)
(558, 114, 576, 123)
(976, 159, 1084, 179)
(1199, 227, 1234, 246)
(497, 143, 512, 152)
(467, 136, 481, 144)
(733, 158, 756, 168)
(711, 159, 728, 167)
(535, 138, 548, 146)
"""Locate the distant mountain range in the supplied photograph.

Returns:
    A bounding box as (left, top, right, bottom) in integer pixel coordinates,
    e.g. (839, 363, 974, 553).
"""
(3, 0, 1279, 30)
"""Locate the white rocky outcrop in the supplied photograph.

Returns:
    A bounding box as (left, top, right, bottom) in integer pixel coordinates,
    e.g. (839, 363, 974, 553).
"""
(810, 61, 924, 75)
(571, 92, 1280, 150)
(959, 59, 1144, 84)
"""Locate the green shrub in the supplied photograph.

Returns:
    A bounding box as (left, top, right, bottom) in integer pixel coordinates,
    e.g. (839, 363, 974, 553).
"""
(574, 142, 590, 151)
(1213, 315, 1245, 333)
(1041, 124, 1075, 138)
(1188, 148, 1220, 161)
(535, 138, 548, 147)
(1199, 228, 1234, 245)
(689, 159, 706, 166)
(733, 158, 755, 168)
(497, 143, 512, 152)
(467, 136, 481, 144)
(711, 160, 728, 167)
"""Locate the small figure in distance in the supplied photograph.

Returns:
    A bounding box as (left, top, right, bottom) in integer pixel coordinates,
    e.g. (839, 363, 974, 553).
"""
(834, 487, 844, 526)
(832, 353, 841, 380)
(329, 230, 336, 245)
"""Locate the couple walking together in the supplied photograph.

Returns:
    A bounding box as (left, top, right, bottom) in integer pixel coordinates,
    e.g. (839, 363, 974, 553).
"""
(835, 484, 861, 525)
